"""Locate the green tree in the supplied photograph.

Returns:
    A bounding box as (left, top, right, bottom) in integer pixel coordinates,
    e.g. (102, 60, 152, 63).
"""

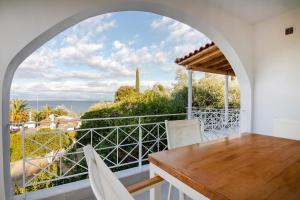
(10, 128, 72, 162)
(10, 99, 29, 123)
(77, 74, 240, 174)
(39, 105, 54, 120)
(78, 90, 184, 172)
(171, 76, 240, 109)
(173, 68, 188, 90)
(193, 77, 224, 108)
(53, 106, 72, 117)
(229, 79, 240, 107)
(33, 105, 75, 122)
(135, 67, 140, 93)
(151, 84, 170, 97)
(114, 86, 137, 102)
(173, 68, 196, 91)
(31, 109, 42, 122)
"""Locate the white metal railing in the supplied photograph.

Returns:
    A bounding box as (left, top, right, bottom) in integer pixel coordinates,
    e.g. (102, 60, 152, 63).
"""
(11, 110, 240, 196)
(192, 108, 240, 140)
(11, 113, 186, 196)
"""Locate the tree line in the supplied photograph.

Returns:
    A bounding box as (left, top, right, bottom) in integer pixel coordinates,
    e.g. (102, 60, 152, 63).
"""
(9, 100, 75, 123)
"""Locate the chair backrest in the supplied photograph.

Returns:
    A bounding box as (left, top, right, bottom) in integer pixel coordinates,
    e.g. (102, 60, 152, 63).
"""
(83, 145, 134, 200)
(165, 119, 203, 149)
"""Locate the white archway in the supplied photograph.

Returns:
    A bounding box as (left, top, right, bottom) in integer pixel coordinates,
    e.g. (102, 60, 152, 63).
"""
(0, 1, 253, 199)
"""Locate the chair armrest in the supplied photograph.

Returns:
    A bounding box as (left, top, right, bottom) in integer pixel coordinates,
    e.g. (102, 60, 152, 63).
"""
(126, 175, 164, 196)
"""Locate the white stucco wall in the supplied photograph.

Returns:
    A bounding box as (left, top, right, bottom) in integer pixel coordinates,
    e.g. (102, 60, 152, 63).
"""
(253, 8, 300, 137)
(0, 0, 254, 199)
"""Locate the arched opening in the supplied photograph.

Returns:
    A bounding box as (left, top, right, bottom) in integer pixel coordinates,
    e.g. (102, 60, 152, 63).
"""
(2, 2, 252, 199)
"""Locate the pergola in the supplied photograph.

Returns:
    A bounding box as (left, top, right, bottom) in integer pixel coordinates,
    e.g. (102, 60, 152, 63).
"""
(175, 42, 235, 119)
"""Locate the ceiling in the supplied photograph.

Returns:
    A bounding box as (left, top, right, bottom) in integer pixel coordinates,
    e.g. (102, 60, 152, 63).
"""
(208, 0, 300, 24)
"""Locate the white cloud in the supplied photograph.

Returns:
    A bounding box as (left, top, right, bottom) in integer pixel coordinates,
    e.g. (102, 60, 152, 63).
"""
(113, 40, 124, 49)
(96, 20, 117, 32)
(59, 38, 134, 76)
(20, 47, 58, 70)
(151, 16, 211, 57)
(151, 16, 172, 29)
(12, 13, 208, 101)
(13, 35, 172, 100)
(59, 13, 117, 45)
(60, 41, 103, 60)
(173, 43, 202, 56)
(112, 40, 169, 67)
(42, 69, 105, 81)
(11, 77, 175, 101)
(152, 16, 204, 42)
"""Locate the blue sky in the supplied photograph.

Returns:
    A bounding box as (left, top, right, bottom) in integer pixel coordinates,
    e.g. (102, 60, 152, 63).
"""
(11, 11, 210, 101)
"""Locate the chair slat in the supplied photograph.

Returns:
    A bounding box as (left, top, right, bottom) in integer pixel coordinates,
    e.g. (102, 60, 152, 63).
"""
(127, 175, 164, 194)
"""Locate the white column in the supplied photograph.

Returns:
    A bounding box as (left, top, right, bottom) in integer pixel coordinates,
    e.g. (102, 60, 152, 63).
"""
(224, 75, 229, 123)
(188, 69, 193, 119)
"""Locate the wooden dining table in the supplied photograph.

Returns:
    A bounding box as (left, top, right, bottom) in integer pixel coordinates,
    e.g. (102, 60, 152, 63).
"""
(148, 133, 300, 200)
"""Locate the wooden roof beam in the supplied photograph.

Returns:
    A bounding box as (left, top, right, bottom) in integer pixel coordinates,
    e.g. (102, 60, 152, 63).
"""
(195, 55, 227, 67)
(214, 63, 231, 70)
(205, 60, 230, 69)
(189, 65, 235, 76)
(191, 61, 230, 71)
(177, 46, 218, 66)
(187, 50, 223, 66)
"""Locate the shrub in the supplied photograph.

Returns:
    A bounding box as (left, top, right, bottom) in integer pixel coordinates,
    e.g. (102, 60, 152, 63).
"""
(14, 163, 59, 195)
(10, 129, 72, 162)
(114, 86, 137, 102)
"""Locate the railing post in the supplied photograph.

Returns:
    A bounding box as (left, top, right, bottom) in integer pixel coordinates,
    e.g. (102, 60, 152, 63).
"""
(138, 117, 142, 169)
(187, 69, 193, 119)
(21, 124, 26, 198)
(90, 129, 93, 146)
(157, 123, 160, 152)
(59, 130, 62, 177)
(117, 127, 119, 166)
(200, 120, 205, 137)
(224, 75, 229, 124)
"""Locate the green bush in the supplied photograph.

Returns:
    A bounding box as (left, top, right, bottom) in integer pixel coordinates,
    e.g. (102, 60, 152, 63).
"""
(78, 90, 185, 171)
(77, 76, 240, 171)
(172, 77, 240, 109)
(10, 73, 241, 193)
(10, 133, 22, 162)
(11, 129, 74, 195)
(114, 86, 137, 102)
(14, 163, 59, 195)
(10, 129, 73, 162)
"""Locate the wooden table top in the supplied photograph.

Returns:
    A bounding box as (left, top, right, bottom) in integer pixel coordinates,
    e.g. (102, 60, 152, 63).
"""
(148, 133, 300, 200)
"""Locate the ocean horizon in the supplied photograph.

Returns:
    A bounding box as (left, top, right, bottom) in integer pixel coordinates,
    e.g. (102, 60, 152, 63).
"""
(27, 100, 112, 115)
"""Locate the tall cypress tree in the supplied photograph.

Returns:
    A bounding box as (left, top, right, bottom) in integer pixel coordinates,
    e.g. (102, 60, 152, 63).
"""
(135, 67, 140, 93)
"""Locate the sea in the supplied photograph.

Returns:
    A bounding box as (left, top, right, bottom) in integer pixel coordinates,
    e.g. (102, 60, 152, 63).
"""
(27, 100, 105, 116)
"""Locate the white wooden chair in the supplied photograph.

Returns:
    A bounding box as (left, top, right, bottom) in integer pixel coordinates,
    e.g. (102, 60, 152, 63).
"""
(165, 119, 203, 200)
(83, 145, 164, 200)
(165, 119, 203, 149)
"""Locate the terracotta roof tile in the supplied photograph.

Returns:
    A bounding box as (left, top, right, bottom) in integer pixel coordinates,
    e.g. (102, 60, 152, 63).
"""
(175, 42, 215, 64)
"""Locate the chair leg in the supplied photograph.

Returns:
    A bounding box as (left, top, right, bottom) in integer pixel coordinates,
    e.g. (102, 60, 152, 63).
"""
(169, 184, 186, 200)
(167, 184, 172, 200)
(150, 168, 161, 200)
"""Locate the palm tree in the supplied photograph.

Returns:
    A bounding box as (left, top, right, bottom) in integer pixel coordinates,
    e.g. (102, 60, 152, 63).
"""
(40, 105, 54, 119)
(10, 99, 29, 123)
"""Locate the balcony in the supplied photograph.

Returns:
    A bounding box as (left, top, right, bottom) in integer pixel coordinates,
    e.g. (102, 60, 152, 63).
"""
(11, 109, 239, 200)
